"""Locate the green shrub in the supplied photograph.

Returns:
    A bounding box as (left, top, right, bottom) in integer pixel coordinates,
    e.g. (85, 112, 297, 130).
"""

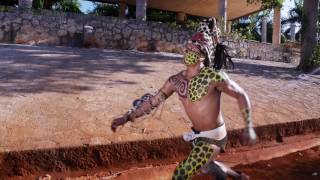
(247, 0, 284, 8)
(53, 0, 81, 13)
(0, 0, 18, 6)
(310, 45, 320, 67)
(90, 3, 118, 17)
(33, 0, 44, 10)
(0, 5, 13, 12)
(147, 8, 176, 23)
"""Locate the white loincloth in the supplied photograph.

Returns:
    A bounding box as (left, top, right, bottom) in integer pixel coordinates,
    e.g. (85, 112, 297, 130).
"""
(183, 124, 227, 142)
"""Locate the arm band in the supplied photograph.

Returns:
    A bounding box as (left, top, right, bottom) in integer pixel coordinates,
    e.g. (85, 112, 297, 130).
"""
(241, 108, 253, 128)
(125, 90, 167, 121)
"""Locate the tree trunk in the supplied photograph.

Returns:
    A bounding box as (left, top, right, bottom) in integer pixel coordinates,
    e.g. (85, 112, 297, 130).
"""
(299, 0, 319, 71)
(18, 0, 33, 9)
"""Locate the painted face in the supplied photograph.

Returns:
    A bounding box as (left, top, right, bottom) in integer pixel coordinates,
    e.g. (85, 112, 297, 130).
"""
(184, 51, 201, 65)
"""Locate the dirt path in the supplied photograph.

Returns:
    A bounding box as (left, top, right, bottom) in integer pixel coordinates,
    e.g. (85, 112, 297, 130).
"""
(1, 44, 320, 179)
(25, 133, 319, 180)
(234, 146, 320, 180)
(1, 43, 320, 153)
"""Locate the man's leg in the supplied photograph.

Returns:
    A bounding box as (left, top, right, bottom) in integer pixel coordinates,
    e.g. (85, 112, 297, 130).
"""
(202, 161, 227, 180)
(203, 160, 250, 180)
(172, 140, 220, 180)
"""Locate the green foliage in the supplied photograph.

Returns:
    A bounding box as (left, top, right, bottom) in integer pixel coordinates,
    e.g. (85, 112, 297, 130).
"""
(247, 0, 284, 8)
(167, 20, 200, 31)
(53, 0, 81, 13)
(227, 30, 247, 41)
(310, 45, 320, 67)
(0, 0, 17, 6)
(166, 14, 202, 30)
(282, 0, 303, 24)
(33, 0, 44, 10)
(147, 8, 176, 23)
(184, 19, 200, 30)
(231, 12, 269, 41)
(281, 0, 302, 41)
(123, 6, 201, 31)
(0, 5, 14, 12)
(90, 3, 118, 16)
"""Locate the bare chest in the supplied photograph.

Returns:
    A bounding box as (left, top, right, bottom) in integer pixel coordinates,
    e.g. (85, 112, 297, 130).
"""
(169, 69, 225, 102)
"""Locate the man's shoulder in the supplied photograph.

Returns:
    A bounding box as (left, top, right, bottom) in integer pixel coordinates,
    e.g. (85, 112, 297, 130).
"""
(201, 68, 230, 82)
(168, 70, 185, 81)
(217, 70, 230, 80)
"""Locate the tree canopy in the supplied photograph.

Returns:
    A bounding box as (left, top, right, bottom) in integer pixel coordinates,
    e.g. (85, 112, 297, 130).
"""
(247, 0, 285, 8)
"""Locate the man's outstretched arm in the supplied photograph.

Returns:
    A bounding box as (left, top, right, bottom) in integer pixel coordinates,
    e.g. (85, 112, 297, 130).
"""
(111, 79, 175, 132)
(215, 78, 257, 144)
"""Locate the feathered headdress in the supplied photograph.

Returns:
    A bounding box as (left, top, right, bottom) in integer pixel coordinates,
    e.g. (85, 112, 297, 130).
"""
(186, 17, 234, 69)
(185, 17, 220, 67)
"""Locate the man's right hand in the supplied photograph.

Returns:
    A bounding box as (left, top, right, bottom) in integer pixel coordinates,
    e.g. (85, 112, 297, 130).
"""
(111, 115, 128, 132)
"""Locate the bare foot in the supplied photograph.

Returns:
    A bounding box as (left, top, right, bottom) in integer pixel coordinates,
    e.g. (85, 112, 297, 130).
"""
(236, 172, 250, 180)
(37, 174, 51, 180)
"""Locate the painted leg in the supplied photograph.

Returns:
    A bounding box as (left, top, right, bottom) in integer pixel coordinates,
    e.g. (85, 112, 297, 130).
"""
(172, 141, 218, 180)
(199, 143, 249, 180)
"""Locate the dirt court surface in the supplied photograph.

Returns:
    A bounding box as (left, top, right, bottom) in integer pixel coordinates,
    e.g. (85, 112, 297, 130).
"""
(0, 43, 320, 178)
(0, 43, 319, 153)
(51, 133, 319, 180)
(234, 146, 320, 180)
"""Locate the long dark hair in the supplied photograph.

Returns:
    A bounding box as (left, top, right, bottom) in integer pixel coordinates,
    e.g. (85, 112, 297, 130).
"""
(209, 43, 234, 70)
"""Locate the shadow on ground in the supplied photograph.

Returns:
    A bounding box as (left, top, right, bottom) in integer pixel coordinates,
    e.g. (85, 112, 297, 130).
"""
(0, 44, 304, 96)
(230, 60, 300, 80)
(0, 44, 181, 96)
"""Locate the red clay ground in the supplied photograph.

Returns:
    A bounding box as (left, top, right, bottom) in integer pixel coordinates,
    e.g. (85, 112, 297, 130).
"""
(235, 146, 320, 180)
(0, 44, 320, 178)
(17, 133, 317, 180)
(194, 146, 320, 180)
(112, 135, 320, 180)
(76, 145, 320, 180)
(234, 146, 320, 180)
(1, 43, 320, 153)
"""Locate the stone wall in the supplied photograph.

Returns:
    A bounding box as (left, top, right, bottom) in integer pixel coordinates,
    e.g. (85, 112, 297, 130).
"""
(0, 7, 300, 63)
(222, 37, 301, 64)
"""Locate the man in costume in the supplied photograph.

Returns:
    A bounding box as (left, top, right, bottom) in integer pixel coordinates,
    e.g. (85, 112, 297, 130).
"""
(111, 18, 257, 180)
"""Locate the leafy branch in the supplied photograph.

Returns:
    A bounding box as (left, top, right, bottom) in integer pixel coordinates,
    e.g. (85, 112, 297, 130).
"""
(247, 0, 285, 8)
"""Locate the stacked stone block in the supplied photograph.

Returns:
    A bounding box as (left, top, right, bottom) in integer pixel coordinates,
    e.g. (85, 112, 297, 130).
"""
(0, 8, 299, 63)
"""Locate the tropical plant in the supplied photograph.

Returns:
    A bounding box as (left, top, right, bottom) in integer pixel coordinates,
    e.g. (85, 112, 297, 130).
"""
(0, 0, 61, 9)
(147, 8, 176, 23)
(0, 0, 18, 6)
(90, 3, 118, 17)
(231, 11, 271, 41)
(123, 5, 201, 30)
(52, 0, 81, 13)
(33, 0, 44, 9)
(247, 0, 285, 8)
(281, 0, 303, 41)
(310, 45, 320, 67)
(282, 0, 303, 25)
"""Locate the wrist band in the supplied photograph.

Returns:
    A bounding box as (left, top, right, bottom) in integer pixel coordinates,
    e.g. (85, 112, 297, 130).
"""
(241, 108, 252, 127)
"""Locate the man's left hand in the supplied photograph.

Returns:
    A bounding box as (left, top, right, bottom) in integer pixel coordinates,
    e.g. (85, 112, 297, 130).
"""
(240, 127, 258, 146)
(111, 115, 128, 132)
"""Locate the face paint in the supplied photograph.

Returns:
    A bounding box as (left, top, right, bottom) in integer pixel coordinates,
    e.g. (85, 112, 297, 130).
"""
(184, 51, 201, 65)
